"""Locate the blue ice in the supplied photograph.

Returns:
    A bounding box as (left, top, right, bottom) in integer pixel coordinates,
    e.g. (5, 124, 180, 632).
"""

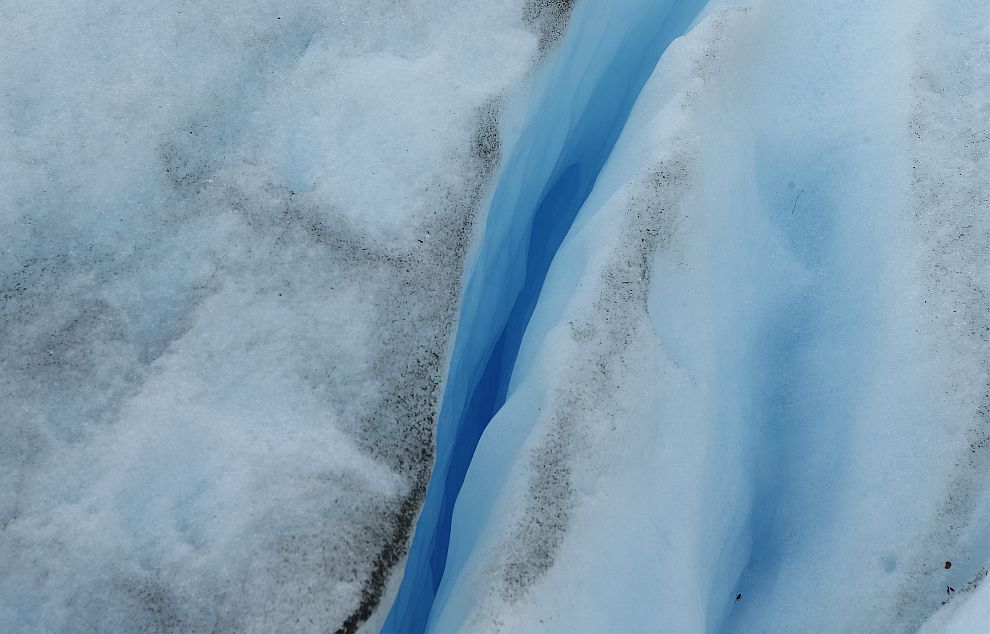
(383, 1, 709, 631)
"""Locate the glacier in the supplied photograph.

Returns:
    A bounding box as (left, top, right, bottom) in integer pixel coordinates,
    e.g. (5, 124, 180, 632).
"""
(1, 0, 987, 633)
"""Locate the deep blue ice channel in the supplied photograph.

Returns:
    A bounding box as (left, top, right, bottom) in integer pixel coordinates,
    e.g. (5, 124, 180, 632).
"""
(383, 2, 709, 631)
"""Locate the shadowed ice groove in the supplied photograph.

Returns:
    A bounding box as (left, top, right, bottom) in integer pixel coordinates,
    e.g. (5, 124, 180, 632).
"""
(383, 1, 709, 631)
(720, 163, 878, 629)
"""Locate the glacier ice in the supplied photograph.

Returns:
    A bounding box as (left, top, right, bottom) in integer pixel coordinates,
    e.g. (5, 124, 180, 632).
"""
(1, 0, 987, 632)
(384, 3, 709, 631)
(425, 1, 989, 632)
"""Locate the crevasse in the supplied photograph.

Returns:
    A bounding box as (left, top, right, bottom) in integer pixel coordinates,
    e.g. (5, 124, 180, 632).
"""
(382, 2, 709, 631)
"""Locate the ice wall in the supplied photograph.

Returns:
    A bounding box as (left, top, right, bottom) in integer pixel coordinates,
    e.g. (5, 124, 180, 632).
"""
(423, 0, 989, 632)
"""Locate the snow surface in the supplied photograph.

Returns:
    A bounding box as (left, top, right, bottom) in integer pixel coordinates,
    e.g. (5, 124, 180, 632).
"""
(0, 1, 553, 631)
(919, 578, 990, 634)
(1, 0, 987, 632)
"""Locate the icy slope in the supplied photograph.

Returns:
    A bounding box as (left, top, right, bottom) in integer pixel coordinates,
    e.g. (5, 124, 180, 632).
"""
(421, 0, 989, 632)
(0, 1, 560, 632)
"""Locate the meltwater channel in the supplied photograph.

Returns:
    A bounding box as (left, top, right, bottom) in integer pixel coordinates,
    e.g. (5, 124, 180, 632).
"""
(383, 2, 709, 631)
